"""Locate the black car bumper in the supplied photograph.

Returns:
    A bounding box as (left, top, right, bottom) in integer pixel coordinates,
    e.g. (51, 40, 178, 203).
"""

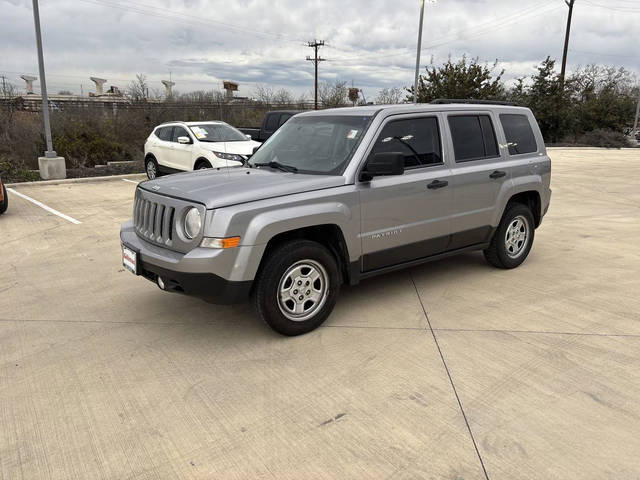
(139, 260, 252, 305)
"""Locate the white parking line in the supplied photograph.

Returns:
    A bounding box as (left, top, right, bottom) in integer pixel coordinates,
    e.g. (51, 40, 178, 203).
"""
(122, 178, 139, 184)
(7, 188, 82, 225)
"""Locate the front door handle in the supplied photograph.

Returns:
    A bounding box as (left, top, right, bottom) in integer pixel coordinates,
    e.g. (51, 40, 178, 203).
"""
(490, 170, 506, 179)
(427, 180, 449, 190)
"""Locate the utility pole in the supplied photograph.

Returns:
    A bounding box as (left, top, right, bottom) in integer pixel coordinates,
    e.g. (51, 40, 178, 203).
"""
(414, 0, 425, 104)
(306, 40, 325, 110)
(560, 0, 576, 88)
(31, 0, 66, 179)
(633, 91, 640, 138)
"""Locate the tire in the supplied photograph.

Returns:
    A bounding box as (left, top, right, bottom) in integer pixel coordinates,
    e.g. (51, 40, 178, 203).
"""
(145, 156, 160, 180)
(0, 183, 7, 215)
(254, 240, 341, 336)
(484, 203, 535, 269)
(195, 159, 212, 170)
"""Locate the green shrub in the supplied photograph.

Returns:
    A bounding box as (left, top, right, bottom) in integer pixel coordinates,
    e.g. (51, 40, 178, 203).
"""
(570, 129, 631, 148)
(0, 155, 40, 183)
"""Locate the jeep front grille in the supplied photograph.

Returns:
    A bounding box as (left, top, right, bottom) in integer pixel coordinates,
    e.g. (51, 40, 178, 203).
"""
(133, 195, 175, 246)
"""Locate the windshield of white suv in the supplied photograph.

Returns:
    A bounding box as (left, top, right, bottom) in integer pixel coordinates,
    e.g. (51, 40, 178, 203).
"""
(188, 123, 248, 142)
(248, 115, 373, 175)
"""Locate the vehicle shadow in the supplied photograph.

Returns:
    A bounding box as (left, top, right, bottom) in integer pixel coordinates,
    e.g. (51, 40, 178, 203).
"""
(143, 251, 491, 341)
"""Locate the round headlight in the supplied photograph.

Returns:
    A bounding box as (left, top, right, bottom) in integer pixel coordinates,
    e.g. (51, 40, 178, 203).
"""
(184, 208, 202, 239)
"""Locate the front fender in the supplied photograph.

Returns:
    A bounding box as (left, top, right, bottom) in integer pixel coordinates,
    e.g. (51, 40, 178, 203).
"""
(211, 201, 357, 282)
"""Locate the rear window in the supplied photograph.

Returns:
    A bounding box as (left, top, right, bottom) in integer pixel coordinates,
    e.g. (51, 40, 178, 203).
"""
(448, 115, 499, 162)
(265, 113, 280, 132)
(279, 113, 293, 127)
(155, 126, 173, 141)
(500, 114, 538, 155)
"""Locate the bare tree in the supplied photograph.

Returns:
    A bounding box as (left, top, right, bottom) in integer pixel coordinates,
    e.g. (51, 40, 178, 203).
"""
(253, 84, 275, 104)
(273, 88, 294, 105)
(375, 87, 404, 105)
(318, 80, 349, 108)
(127, 74, 149, 101)
(179, 89, 226, 103)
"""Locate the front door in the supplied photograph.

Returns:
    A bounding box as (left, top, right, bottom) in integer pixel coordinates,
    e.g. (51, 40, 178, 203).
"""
(359, 114, 453, 272)
(170, 126, 194, 171)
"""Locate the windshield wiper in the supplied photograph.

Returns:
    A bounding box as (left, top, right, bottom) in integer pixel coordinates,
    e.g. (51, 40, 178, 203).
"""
(252, 161, 298, 173)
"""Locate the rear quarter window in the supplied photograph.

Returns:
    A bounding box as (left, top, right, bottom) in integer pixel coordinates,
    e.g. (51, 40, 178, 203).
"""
(265, 114, 280, 132)
(500, 114, 538, 155)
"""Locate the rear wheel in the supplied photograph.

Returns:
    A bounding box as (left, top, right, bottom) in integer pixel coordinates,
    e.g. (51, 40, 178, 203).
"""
(254, 240, 341, 336)
(484, 203, 535, 269)
(145, 157, 160, 180)
(0, 183, 7, 214)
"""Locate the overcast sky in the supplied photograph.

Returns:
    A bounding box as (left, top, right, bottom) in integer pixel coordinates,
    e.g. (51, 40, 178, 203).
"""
(1, 0, 638, 99)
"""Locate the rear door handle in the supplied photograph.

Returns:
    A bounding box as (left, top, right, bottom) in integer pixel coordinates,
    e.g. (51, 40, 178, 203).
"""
(427, 180, 449, 190)
(489, 170, 506, 179)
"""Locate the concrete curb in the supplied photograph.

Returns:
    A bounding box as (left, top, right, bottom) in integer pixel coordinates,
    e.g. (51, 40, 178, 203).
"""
(7, 173, 147, 188)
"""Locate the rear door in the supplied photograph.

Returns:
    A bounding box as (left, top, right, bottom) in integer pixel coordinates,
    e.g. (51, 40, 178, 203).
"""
(446, 112, 510, 249)
(358, 113, 453, 272)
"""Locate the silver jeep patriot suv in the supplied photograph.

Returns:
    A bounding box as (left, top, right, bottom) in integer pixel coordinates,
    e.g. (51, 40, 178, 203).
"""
(120, 102, 551, 335)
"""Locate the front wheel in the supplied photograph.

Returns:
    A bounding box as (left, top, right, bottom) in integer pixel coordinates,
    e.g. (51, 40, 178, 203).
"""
(484, 203, 535, 269)
(254, 240, 341, 336)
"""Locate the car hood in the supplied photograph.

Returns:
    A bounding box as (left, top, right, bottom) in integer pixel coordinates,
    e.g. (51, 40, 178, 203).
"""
(198, 140, 261, 155)
(139, 167, 346, 209)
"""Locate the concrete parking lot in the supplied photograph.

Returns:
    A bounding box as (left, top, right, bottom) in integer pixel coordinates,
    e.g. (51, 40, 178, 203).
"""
(1, 148, 639, 479)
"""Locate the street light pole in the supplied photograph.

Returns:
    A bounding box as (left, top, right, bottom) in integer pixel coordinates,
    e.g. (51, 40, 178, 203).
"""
(32, 0, 54, 157)
(31, 0, 65, 179)
(413, 0, 425, 104)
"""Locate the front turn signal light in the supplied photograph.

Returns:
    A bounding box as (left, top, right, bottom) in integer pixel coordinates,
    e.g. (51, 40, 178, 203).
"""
(200, 236, 241, 249)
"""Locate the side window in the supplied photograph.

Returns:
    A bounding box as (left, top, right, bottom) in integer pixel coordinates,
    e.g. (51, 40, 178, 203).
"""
(279, 113, 293, 127)
(368, 117, 442, 169)
(448, 115, 499, 162)
(264, 114, 279, 132)
(171, 126, 190, 143)
(500, 114, 538, 155)
(156, 127, 173, 141)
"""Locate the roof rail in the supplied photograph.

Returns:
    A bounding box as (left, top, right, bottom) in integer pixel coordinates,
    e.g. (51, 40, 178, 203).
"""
(430, 99, 519, 106)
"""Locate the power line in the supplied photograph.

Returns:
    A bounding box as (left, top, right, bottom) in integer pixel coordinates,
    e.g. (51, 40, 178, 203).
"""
(328, 1, 560, 65)
(570, 49, 640, 60)
(69, 0, 308, 45)
(306, 40, 325, 110)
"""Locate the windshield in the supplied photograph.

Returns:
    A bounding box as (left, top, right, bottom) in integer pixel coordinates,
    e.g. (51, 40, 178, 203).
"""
(248, 115, 373, 175)
(188, 123, 248, 142)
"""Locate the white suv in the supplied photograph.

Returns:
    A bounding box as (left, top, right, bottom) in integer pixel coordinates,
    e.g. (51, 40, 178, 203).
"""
(144, 121, 261, 179)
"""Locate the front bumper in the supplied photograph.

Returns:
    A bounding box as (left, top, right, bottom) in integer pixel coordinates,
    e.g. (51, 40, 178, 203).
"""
(120, 221, 252, 304)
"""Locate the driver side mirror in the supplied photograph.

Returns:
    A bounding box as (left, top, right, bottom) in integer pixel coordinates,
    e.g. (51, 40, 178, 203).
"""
(245, 134, 252, 140)
(177, 136, 191, 144)
(360, 152, 404, 181)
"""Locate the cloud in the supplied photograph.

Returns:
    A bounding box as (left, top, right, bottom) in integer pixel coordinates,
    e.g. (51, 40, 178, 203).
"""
(1, 0, 638, 98)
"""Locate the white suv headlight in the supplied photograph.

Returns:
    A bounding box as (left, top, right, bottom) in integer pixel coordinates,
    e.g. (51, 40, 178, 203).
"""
(184, 207, 202, 239)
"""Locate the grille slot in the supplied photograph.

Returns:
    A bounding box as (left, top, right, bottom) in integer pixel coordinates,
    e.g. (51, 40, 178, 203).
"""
(133, 194, 175, 246)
